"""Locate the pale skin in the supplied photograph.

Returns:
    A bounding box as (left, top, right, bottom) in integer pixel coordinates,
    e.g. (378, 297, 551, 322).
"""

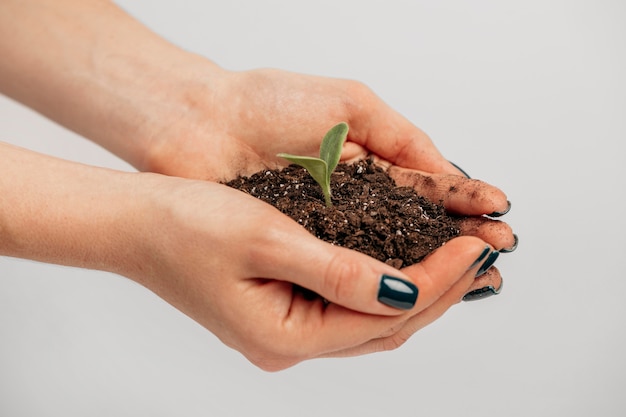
(0, 0, 515, 371)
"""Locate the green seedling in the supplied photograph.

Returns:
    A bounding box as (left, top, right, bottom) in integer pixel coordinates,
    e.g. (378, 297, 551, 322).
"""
(277, 122, 349, 207)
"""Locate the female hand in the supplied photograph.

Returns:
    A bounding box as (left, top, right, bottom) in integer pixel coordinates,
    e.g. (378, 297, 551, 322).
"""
(142, 68, 517, 253)
(0, 141, 499, 372)
(128, 174, 502, 370)
(1, 0, 516, 260)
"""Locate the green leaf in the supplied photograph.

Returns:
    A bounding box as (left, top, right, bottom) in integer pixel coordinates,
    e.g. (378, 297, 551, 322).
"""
(275, 154, 331, 205)
(319, 122, 349, 184)
(277, 122, 349, 207)
(275, 154, 328, 188)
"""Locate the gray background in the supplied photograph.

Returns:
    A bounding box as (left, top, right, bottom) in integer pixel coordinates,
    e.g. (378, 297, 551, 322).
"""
(1, 1, 625, 416)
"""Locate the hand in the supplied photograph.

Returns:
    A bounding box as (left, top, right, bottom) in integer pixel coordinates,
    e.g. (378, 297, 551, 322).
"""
(0, 0, 515, 261)
(143, 68, 517, 252)
(0, 141, 500, 371)
(131, 175, 501, 370)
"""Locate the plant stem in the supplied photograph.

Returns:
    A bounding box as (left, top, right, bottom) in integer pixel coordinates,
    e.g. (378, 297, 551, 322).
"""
(324, 190, 332, 207)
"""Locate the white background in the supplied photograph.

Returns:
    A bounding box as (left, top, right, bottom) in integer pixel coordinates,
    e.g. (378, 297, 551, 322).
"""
(1, 1, 625, 416)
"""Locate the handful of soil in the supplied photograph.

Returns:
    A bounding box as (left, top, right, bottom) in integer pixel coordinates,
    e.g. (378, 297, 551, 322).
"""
(226, 159, 461, 269)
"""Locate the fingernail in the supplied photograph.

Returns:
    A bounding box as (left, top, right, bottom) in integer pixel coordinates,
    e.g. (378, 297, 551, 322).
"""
(476, 250, 499, 277)
(449, 161, 471, 179)
(499, 234, 519, 253)
(463, 281, 504, 301)
(469, 246, 491, 270)
(463, 281, 503, 302)
(378, 274, 419, 310)
(488, 200, 511, 217)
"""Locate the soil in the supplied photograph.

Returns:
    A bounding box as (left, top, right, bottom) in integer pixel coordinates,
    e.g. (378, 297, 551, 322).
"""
(225, 158, 461, 269)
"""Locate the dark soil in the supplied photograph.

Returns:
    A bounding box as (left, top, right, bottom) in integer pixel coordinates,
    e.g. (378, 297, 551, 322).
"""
(226, 159, 461, 269)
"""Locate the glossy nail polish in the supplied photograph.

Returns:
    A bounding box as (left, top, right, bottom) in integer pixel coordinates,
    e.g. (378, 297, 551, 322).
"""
(449, 161, 471, 179)
(469, 246, 491, 270)
(463, 281, 503, 302)
(488, 200, 511, 217)
(476, 251, 499, 277)
(499, 234, 519, 253)
(378, 275, 418, 310)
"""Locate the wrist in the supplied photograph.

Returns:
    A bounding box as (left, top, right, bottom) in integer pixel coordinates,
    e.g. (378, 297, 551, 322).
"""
(69, 30, 227, 172)
(131, 58, 229, 175)
(0, 142, 156, 276)
(0, 0, 226, 172)
(96, 53, 227, 172)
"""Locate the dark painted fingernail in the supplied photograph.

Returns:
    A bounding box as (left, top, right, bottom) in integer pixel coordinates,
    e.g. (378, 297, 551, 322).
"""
(499, 234, 519, 253)
(378, 275, 419, 310)
(476, 251, 499, 277)
(488, 200, 511, 217)
(469, 246, 491, 270)
(463, 280, 503, 302)
(449, 161, 471, 179)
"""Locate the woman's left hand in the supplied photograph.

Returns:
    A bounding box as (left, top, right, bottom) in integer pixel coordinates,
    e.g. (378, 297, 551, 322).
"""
(143, 67, 516, 252)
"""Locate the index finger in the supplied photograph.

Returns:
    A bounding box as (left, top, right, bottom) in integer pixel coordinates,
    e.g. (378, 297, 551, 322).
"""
(286, 236, 495, 355)
(344, 85, 464, 175)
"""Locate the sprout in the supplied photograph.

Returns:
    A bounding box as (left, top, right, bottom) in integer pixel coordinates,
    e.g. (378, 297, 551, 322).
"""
(277, 122, 348, 207)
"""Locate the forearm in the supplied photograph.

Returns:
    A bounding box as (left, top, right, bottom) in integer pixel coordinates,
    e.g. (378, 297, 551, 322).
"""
(0, 141, 153, 275)
(0, 0, 223, 169)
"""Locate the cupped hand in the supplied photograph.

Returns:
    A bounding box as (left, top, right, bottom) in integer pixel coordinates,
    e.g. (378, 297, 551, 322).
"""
(144, 67, 515, 250)
(147, 68, 468, 180)
(132, 175, 500, 371)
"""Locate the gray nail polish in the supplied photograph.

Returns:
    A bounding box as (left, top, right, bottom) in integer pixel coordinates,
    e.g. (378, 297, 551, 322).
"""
(377, 275, 418, 310)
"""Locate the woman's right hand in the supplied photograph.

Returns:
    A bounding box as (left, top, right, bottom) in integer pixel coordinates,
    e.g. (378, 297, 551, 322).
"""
(129, 175, 500, 371)
(1, 142, 500, 371)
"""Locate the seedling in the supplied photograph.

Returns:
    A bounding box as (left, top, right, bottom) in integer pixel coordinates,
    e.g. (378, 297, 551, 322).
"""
(277, 122, 349, 207)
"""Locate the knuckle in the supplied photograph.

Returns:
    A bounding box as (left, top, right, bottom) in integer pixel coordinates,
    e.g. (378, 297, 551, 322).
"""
(344, 79, 372, 97)
(380, 331, 411, 352)
(378, 322, 405, 338)
(465, 179, 506, 212)
(323, 252, 361, 303)
(339, 79, 375, 114)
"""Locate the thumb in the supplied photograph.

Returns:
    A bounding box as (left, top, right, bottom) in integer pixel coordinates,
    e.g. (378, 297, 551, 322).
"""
(260, 225, 492, 315)
(347, 96, 460, 175)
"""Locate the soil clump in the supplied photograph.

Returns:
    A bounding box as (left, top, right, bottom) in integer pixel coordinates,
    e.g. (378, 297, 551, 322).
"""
(226, 159, 461, 269)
